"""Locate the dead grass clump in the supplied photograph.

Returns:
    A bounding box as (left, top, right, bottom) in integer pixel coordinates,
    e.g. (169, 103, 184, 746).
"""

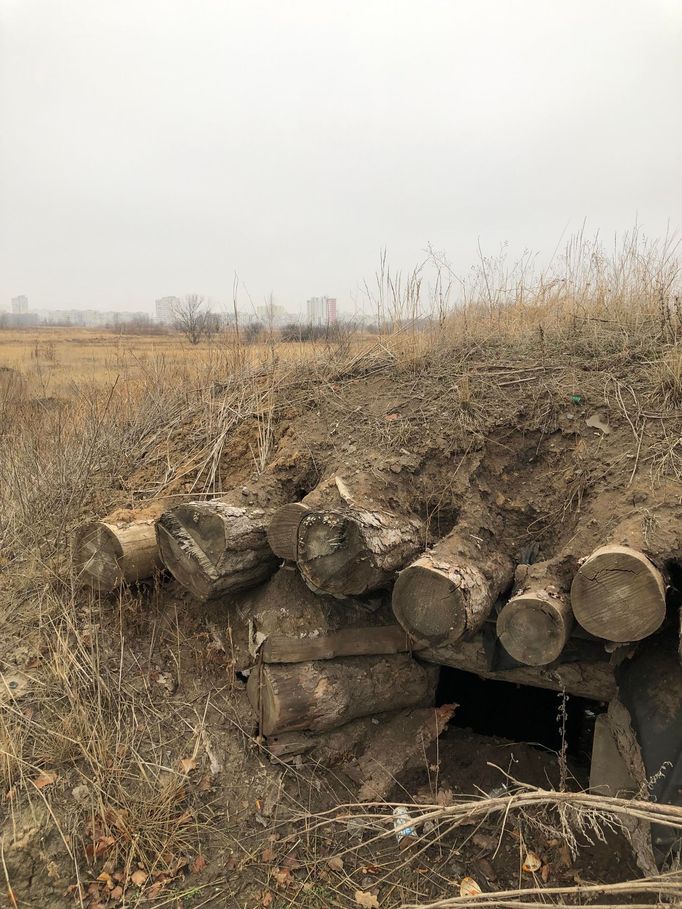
(651, 346, 682, 409)
(1, 589, 217, 898)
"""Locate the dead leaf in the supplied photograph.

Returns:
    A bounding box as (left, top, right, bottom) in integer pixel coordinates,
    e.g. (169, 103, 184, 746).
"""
(355, 891, 379, 908)
(558, 842, 571, 869)
(146, 881, 164, 899)
(179, 757, 197, 774)
(472, 832, 497, 852)
(130, 869, 147, 887)
(261, 891, 273, 908)
(198, 772, 213, 792)
(384, 413, 401, 421)
(522, 851, 542, 873)
(173, 855, 190, 873)
(435, 787, 454, 807)
(110, 886, 123, 900)
(190, 855, 208, 874)
(85, 836, 114, 861)
(460, 877, 482, 897)
(327, 855, 344, 872)
(33, 770, 58, 790)
(282, 854, 300, 870)
(541, 863, 551, 883)
(478, 857, 497, 883)
(261, 846, 276, 863)
(271, 867, 292, 888)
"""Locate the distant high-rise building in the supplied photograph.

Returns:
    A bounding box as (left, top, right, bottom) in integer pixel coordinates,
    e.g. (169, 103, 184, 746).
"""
(256, 301, 288, 325)
(155, 296, 180, 324)
(306, 296, 337, 325)
(11, 295, 28, 314)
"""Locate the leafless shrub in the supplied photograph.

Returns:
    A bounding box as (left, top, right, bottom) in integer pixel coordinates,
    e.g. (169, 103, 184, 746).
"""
(172, 294, 218, 345)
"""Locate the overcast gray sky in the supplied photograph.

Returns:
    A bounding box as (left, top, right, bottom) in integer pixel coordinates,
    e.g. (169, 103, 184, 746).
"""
(0, 0, 680, 314)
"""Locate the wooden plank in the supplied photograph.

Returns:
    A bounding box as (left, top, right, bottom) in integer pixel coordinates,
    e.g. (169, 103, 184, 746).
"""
(261, 625, 412, 663)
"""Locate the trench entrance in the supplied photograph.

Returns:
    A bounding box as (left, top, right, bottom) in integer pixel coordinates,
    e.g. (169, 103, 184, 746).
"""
(436, 667, 604, 765)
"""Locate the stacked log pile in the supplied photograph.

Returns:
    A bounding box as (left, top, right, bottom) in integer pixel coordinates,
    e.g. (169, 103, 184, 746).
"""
(71, 466, 681, 789)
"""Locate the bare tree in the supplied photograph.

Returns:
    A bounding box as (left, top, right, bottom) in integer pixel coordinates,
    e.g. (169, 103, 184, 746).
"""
(172, 294, 213, 345)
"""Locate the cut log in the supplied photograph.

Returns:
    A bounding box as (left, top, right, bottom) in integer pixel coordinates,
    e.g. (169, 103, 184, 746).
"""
(294, 473, 425, 597)
(247, 654, 439, 736)
(297, 509, 423, 597)
(393, 528, 514, 648)
(157, 501, 278, 601)
(156, 452, 314, 601)
(421, 634, 617, 701)
(571, 545, 666, 642)
(72, 509, 164, 591)
(266, 502, 310, 560)
(356, 704, 456, 801)
(262, 625, 413, 663)
(496, 560, 574, 666)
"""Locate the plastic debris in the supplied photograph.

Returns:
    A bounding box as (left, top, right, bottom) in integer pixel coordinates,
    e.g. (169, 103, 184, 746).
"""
(392, 806, 418, 850)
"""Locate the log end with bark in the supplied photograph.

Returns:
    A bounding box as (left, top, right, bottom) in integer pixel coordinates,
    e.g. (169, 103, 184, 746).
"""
(297, 508, 422, 597)
(156, 501, 277, 601)
(72, 517, 161, 591)
(266, 502, 310, 560)
(571, 544, 666, 642)
(392, 549, 513, 648)
(496, 586, 573, 667)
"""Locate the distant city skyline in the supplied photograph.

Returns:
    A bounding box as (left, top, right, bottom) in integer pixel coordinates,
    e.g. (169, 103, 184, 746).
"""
(1, 291, 349, 327)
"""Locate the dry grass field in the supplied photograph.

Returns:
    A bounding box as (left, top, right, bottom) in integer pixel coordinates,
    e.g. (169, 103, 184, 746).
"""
(0, 326, 339, 397)
(2, 234, 682, 908)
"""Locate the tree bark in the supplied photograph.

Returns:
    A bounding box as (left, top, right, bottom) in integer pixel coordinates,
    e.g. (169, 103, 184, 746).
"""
(295, 474, 425, 597)
(157, 500, 278, 601)
(156, 450, 314, 601)
(247, 653, 439, 736)
(392, 512, 514, 648)
(496, 559, 575, 666)
(571, 544, 666, 642)
(266, 502, 310, 561)
(421, 634, 616, 701)
(72, 507, 164, 591)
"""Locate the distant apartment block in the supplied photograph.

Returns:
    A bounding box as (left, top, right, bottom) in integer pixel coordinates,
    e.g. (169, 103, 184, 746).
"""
(256, 302, 288, 325)
(155, 296, 180, 324)
(37, 309, 148, 327)
(306, 296, 337, 325)
(11, 295, 29, 314)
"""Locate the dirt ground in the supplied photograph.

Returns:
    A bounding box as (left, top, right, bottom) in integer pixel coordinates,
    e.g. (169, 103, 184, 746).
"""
(2, 313, 682, 907)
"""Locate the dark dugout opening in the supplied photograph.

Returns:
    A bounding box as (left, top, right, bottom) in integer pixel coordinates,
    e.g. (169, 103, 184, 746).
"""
(436, 666, 605, 764)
